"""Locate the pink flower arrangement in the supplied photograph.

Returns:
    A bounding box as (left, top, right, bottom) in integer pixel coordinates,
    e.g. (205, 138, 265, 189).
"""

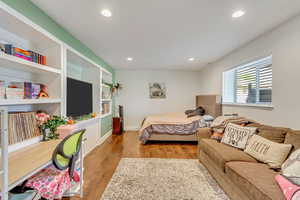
(36, 112, 50, 127)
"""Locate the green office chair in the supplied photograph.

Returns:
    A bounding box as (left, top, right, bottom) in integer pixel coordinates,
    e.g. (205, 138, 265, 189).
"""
(52, 129, 86, 178)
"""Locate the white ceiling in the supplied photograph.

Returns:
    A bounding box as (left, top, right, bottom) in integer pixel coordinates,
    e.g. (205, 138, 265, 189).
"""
(31, 0, 300, 71)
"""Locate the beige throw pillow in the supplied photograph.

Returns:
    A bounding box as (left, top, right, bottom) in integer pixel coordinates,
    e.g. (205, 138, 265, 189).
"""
(282, 149, 300, 185)
(221, 123, 257, 149)
(245, 135, 292, 169)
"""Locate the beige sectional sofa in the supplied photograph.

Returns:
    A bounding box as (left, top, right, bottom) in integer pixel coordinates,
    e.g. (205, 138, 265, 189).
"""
(197, 124, 300, 200)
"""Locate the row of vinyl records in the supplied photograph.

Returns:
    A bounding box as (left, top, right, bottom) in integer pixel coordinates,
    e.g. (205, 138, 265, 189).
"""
(0, 112, 40, 145)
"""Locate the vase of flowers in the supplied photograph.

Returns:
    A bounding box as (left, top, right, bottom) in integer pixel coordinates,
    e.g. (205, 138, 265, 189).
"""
(36, 111, 67, 141)
(36, 111, 50, 141)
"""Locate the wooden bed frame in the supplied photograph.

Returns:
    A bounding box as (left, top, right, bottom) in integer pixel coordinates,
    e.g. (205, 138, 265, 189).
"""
(147, 95, 222, 142)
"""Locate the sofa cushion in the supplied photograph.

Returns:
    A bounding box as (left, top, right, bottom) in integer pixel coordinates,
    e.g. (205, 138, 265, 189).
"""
(257, 125, 290, 143)
(200, 139, 257, 171)
(246, 123, 264, 128)
(282, 149, 300, 185)
(244, 135, 292, 169)
(221, 123, 257, 149)
(247, 123, 290, 143)
(284, 130, 300, 152)
(225, 162, 285, 200)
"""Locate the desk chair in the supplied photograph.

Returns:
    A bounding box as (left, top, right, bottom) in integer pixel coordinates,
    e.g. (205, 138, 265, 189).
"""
(52, 129, 86, 178)
(25, 129, 86, 199)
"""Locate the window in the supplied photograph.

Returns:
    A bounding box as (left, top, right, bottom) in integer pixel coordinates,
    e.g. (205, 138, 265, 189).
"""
(223, 56, 272, 105)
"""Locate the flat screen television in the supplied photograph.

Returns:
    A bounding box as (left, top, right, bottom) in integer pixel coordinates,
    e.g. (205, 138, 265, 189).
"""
(67, 77, 93, 117)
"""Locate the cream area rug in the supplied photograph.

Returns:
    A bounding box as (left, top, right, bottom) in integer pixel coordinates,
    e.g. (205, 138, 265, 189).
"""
(100, 158, 229, 200)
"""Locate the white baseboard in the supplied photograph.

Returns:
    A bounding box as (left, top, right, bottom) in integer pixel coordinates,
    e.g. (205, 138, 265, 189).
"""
(125, 126, 139, 131)
(97, 130, 112, 146)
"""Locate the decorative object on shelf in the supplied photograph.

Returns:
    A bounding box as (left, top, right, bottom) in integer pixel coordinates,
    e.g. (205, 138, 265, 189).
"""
(36, 111, 50, 141)
(38, 84, 49, 98)
(149, 82, 166, 99)
(111, 83, 122, 94)
(67, 119, 75, 125)
(103, 82, 122, 95)
(38, 114, 67, 141)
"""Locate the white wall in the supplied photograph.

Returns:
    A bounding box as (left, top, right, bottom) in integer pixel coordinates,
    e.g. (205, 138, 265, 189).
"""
(116, 70, 202, 130)
(199, 15, 300, 129)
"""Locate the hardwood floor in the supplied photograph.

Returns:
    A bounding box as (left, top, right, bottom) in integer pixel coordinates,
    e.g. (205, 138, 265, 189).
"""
(65, 131, 198, 200)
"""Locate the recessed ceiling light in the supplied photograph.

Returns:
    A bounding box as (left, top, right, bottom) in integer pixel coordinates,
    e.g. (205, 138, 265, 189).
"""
(188, 57, 195, 62)
(101, 9, 112, 17)
(127, 57, 133, 61)
(232, 10, 245, 18)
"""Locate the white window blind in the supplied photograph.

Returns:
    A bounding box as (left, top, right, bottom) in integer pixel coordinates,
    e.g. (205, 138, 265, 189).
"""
(223, 56, 272, 105)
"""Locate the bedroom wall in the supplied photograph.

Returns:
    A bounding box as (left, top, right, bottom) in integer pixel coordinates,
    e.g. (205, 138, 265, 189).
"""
(115, 70, 202, 130)
(198, 14, 300, 129)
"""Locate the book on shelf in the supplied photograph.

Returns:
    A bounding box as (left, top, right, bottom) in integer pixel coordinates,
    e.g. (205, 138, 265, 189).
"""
(6, 82, 24, 99)
(31, 83, 41, 99)
(0, 42, 47, 65)
(5, 88, 23, 99)
(0, 81, 48, 100)
(28, 50, 47, 65)
(4, 44, 13, 55)
(24, 82, 32, 99)
(0, 112, 40, 145)
(14, 47, 32, 61)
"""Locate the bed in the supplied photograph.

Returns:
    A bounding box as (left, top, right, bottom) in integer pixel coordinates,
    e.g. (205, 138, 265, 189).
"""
(139, 95, 222, 143)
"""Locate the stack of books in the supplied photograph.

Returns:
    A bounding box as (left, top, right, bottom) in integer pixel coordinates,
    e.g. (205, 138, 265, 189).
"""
(5, 88, 24, 99)
(0, 43, 47, 65)
(28, 50, 46, 65)
(5, 82, 24, 100)
(5, 112, 40, 145)
(14, 47, 32, 61)
(0, 81, 45, 100)
(24, 82, 41, 99)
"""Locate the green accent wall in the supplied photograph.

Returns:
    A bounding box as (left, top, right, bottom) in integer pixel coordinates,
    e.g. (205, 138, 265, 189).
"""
(1, 0, 114, 135)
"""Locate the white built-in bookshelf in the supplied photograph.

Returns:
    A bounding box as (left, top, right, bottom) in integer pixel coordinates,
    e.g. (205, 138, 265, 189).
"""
(0, 1, 113, 153)
(0, 5, 63, 133)
(101, 71, 113, 117)
(0, 2, 113, 148)
(0, 2, 114, 199)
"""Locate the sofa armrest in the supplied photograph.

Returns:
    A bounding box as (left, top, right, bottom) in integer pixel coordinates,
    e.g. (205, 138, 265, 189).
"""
(197, 128, 212, 141)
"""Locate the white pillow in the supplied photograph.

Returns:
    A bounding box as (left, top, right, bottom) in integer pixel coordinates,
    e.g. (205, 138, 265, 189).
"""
(245, 135, 292, 169)
(221, 123, 257, 149)
(282, 149, 300, 185)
